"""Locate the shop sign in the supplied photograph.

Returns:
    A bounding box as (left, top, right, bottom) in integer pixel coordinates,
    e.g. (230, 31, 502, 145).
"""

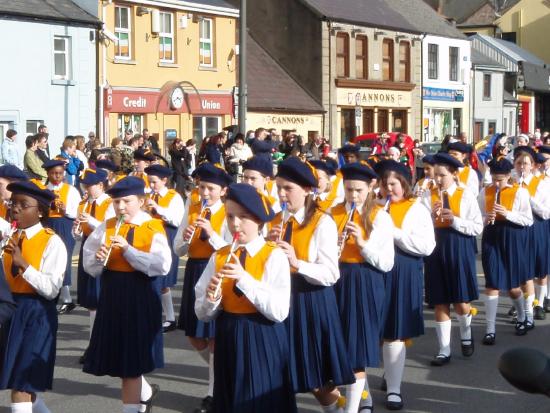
(264, 115, 308, 125)
(337, 88, 411, 108)
(423, 87, 464, 102)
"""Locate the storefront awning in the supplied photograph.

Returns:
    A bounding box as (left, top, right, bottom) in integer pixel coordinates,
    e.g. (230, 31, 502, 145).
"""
(520, 61, 550, 94)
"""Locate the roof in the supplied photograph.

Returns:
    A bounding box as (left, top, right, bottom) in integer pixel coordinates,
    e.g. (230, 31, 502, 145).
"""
(475, 34, 546, 65)
(247, 33, 324, 113)
(422, 0, 520, 25)
(471, 48, 506, 69)
(183, 0, 237, 7)
(0, 0, 100, 26)
(521, 61, 550, 93)
(503, 90, 518, 102)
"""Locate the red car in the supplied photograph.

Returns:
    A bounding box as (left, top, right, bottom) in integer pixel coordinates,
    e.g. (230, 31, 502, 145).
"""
(351, 132, 415, 170)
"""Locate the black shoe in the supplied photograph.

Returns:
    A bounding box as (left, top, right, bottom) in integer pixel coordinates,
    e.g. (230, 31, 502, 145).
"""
(524, 319, 535, 331)
(141, 383, 160, 413)
(461, 338, 475, 357)
(386, 393, 403, 411)
(380, 375, 387, 391)
(193, 396, 213, 413)
(508, 306, 517, 317)
(544, 297, 550, 312)
(515, 321, 527, 336)
(534, 306, 546, 320)
(359, 406, 374, 412)
(57, 302, 76, 315)
(79, 347, 89, 365)
(482, 333, 495, 345)
(163, 321, 177, 333)
(430, 354, 451, 366)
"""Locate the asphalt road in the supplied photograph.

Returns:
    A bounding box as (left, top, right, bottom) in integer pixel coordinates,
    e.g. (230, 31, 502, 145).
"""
(1, 256, 550, 413)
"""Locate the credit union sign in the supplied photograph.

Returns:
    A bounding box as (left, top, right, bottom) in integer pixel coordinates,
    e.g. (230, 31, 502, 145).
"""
(337, 88, 411, 108)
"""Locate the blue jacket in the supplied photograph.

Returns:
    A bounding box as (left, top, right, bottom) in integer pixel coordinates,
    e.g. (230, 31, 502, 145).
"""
(59, 151, 83, 185)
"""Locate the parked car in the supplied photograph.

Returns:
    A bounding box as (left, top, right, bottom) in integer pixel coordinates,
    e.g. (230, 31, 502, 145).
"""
(420, 141, 441, 155)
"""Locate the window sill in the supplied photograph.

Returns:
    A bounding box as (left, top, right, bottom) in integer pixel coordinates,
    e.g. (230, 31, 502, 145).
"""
(198, 66, 217, 72)
(158, 62, 179, 68)
(114, 58, 137, 65)
(482, 97, 492, 101)
(51, 79, 75, 86)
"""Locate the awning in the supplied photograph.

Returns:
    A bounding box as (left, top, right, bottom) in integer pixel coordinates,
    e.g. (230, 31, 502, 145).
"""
(520, 61, 550, 94)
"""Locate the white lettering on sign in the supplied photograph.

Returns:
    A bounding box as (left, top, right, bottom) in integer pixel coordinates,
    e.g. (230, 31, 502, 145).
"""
(337, 88, 411, 108)
(202, 100, 221, 110)
(123, 96, 147, 108)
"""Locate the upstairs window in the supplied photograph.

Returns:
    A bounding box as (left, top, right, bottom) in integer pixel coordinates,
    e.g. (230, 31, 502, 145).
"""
(336, 33, 350, 78)
(53, 36, 70, 80)
(199, 17, 214, 67)
(115, 6, 131, 59)
(159, 12, 174, 62)
(449, 46, 459, 81)
(355, 35, 368, 79)
(382, 39, 394, 81)
(428, 43, 438, 79)
(398, 42, 410, 82)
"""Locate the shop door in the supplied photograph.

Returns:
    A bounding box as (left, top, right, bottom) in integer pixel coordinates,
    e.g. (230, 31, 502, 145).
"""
(363, 109, 374, 133)
(377, 110, 388, 133)
(520, 101, 530, 133)
(392, 110, 407, 133)
(340, 109, 356, 144)
(473, 121, 483, 142)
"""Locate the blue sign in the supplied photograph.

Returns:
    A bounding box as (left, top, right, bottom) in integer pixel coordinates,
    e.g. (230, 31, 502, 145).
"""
(423, 87, 464, 102)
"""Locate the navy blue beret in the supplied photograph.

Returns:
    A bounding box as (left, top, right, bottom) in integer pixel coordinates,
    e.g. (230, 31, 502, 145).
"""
(338, 144, 360, 155)
(242, 156, 274, 178)
(145, 164, 172, 178)
(309, 159, 337, 176)
(422, 155, 436, 165)
(488, 158, 513, 174)
(534, 153, 547, 164)
(276, 156, 318, 188)
(80, 168, 108, 186)
(43, 159, 66, 170)
(513, 145, 535, 160)
(194, 162, 233, 187)
(133, 148, 156, 161)
(95, 159, 118, 172)
(106, 176, 145, 198)
(433, 153, 463, 169)
(226, 183, 275, 223)
(373, 159, 412, 183)
(341, 162, 378, 182)
(7, 180, 55, 207)
(447, 142, 473, 154)
(538, 145, 550, 155)
(0, 165, 27, 181)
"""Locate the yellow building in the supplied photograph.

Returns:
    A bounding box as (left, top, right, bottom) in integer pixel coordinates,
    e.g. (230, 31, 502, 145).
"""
(98, 0, 239, 154)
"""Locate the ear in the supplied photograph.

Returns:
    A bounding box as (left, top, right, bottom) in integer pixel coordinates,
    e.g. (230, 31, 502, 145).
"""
(220, 187, 228, 197)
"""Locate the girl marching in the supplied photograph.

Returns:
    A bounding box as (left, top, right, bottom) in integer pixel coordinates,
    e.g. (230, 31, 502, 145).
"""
(447, 142, 480, 197)
(412, 155, 436, 197)
(421, 153, 483, 365)
(310, 159, 344, 213)
(195, 183, 296, 413)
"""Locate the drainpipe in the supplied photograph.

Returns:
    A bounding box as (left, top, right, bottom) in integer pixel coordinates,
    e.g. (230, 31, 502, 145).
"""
(327, 20, 332, 145)
(420, 33, 426, 141)
(98, 2, 108, 145)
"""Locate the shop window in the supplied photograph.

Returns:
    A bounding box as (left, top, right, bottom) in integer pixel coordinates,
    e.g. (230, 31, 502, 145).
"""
(26, 120, 44, 135)
(363, 109, 374, 133)
(53, 36, 71, 80)
(428, 43, 438, 79)
(377, 109, 389, 133)
(115, 6, 131, 59)
(336, 33, 350, 78)
(449, 46, 459, 81)
(159, 12, 174, 63)
(382, 39, 394, 81)
(355, 35, 368, 80)
(117, 114, 143, 138)
(199, 17, 214, 67)
(193, 116, 221, 143)
(483, 74, 491, 99)
(392, 110, 407, 133)
(398, 42, 410, 82)
(340, 109, 356, 144)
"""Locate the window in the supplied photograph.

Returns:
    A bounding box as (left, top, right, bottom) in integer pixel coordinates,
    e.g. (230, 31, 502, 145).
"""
(117, 114, 143, 137)
(474, 121, 483, 142)
(26, 120, 44, 135)
(193, 116, 221, 143)
(53, 36, 70, 80)
(392, 110, 407, 133)
(428, 44, 438, 79)
(115, 6, 131, 59)
(363, 109, 374, 133)
(159, 12, 174, 62)
(449, 46, 459, 81)
(501, 32, 517, 43)
(340, 109, 356, 143)
(382, 39, 394, 81)
(355, 35, 368, 80)
(488, 121, 497, 135)
(199, 18, 214, 67)
(336, 33, 349, 78)
(483, 73, 491, 99)
(377, 109, 389, 132)
(398, 42, 410, 82)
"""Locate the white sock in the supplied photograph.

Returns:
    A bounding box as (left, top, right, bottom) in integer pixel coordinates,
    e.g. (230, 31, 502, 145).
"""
(525, 294, 535, 322)
(456, 314, 472, 342)
(512, 295, 526, 323)
(32, 396, 51, 413)
(344, 377, 365, 413)
(122, 404, 140, 413)
(89, 310, 96, 339)
(484, 295, 499, 334)
(141, 376, 152, 401)
(60, 285, 72, 303)
(383, 341, 406, 401)
(321, 399, 341, 413)
(161, 290, 175, 323)
(207, 352, 214, 397)
(536, 285, 547, 306)
(434, 320, 452, 357)
(358, 374, 373, 408)
(11, 403, 32, 413)
(198, 347, 210, 364)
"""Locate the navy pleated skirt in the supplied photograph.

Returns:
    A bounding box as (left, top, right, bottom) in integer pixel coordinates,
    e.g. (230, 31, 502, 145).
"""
(532, 216, 550, 278)
(424, 228, 479, 305)
(77, 235, 100, 309)
(213, 312, 297, 413)
(482, 220, 531, 291)
(45, 216, 75, 287)
(156, 225, 179, 290)
(83, 269, 163, 378)
(383, 248, 425, 340)
(335, 262, 386, 370)
(286, 274, 355, 393)
(178, 258, 215, 338)
(0, 294, 57, 392)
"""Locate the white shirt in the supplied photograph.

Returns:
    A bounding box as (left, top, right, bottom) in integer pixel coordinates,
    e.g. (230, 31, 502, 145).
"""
(287, 206, 340, 286)
(420, 183, 483, 237)
(75, 149, 89, 171)
(72, 193, 115, 239)
(173, 198, 231, 257)
(9, 222, 67, 300)
(514, 173, 550, 220)
(459, 167, 480, 197)
(152, 187, 185, 228)
(478, 185, 533, 226)
(195, 235, 291, 323)
(83, 210, 172, 278)
(391, 200, 436, 257)
(47, 182, 82, 219)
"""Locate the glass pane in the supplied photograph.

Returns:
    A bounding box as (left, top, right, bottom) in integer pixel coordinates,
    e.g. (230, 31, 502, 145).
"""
(164, 38, 172, 60)
(337, 56, 345, 77)
(117, 33, 129, 57)
(54, 38, 65, 52)
(120, 7, 128, 29)
(193, 117, 203, 142)
(206, 117, 219, 136)
(383, 41, 390, 58)
(356, 39, 363, 56)
(336, 36, 345, 53)
(356, 58, 364, 79)
(383, 62, 390, 81)
(400, 43, 407, 60)
(115, 7, 120, 28)
(54, 53, 66, 76)
(399, 63, 406, 82)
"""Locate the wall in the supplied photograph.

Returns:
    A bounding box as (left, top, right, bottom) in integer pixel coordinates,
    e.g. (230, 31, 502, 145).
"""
(472, 69, 505, 136)
(0, 18, 96, 157)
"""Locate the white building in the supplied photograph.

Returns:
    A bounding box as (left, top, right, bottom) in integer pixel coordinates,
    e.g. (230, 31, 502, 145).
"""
(0, 1, 99, 157)
(422, 34, 471, 142)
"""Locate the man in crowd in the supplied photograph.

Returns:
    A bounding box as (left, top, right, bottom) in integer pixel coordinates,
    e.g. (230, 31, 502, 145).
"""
(1, 129, 22, 169)
(23, 134, 47, 182)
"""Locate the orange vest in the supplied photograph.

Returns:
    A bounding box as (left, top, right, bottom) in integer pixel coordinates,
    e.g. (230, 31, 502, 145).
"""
(458, 167, 470, 186)
(485, 184, 519, 221)
(49, 183, 71, 218)
(78, 197, 112, 236)
(190, 187, 200, 205)
(216, 241, 277, 314)
(188, 201, 226, 259)
(148, 189, 178, 223)
(333, 202, 382, 263)
(4, 228, 55, 294)
(0, 201, 9, 221)
(417, 178, 435, 192)
(131, 172, 150, 188)
(522, 176, 541, 198)
(104, 217, 166, 272)
(430, 187, 464, 228)
(387, 198, 416, 229)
